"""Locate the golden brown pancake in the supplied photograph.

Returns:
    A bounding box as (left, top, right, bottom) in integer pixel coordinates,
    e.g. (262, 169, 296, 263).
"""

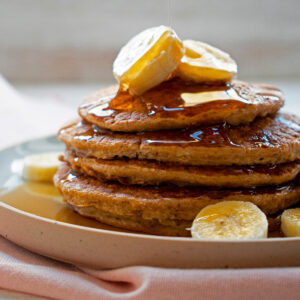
(78, 79, 284, 132)
(59, 113, 300, 166)
(54, 163, 300, 236)
(64, 150, 300, 188)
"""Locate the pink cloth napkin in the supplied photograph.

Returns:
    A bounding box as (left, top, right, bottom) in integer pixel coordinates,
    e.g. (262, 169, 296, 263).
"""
(0, 76, 300, 299)
(1, 236, 300, 300)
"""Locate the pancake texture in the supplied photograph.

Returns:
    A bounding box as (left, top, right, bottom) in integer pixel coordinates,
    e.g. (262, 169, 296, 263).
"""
(55, 163, 300, 236)
(59, 113, 300, 166)
(79, 79, 284, 132)
(55, 78, 300, 237)
(64, 150, 300, 188)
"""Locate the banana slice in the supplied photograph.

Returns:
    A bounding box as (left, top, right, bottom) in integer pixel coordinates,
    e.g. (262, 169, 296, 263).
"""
(22, 152, 62, 183)
(281, 208, 300, 237)
(191, 201, 268, 240)
(177, 40, 237, 83)
(113, 25, 184, 96)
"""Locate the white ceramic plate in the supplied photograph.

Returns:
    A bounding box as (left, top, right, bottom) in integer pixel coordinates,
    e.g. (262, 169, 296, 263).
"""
(0, 136, 299, 269)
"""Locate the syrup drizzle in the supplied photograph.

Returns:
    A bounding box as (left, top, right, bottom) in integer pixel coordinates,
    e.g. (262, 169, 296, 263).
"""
(142, 123, 241, 147)
(83, 78, 252, 120)
(66, 113, 299, 149)
(66, 120, 240, 147)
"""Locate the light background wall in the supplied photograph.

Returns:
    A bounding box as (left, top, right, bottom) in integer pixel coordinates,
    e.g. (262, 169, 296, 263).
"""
(0, 0, 299, 83)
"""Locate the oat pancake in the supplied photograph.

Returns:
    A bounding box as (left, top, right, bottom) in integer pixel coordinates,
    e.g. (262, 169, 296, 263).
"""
(79, 79, 284, 132)
(54, 163, 300, 236)
(59, 113, 300, 166)
(64, 150, 300, 188)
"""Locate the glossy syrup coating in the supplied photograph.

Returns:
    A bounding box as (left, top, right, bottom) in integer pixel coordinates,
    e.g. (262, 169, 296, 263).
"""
(79, 78, 284, 132)
(58, 113, 300, 166)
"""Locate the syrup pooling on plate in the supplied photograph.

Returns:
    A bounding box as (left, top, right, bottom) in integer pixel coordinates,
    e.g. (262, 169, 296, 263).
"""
(82, 78, 252, 119)
(0, 181, 130, 232)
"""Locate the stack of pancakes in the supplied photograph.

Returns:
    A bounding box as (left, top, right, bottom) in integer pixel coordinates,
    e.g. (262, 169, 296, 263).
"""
(54, 78, 300, 236)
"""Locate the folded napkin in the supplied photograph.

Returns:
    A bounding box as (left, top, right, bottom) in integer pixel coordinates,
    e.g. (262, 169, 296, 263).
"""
(0, 76, 300, 300)
(1, 237, 300, 300)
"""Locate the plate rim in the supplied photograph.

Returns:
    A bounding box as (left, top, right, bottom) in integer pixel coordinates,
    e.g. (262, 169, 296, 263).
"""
(2, 201, 300, 243)
(1, 135, 300, 244)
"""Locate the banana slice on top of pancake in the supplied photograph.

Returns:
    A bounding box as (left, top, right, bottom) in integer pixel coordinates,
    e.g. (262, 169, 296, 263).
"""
(177, 40, 237, 83)
(113, 25, 184, 96)
(80, 26, 284, 132)
(113, 27, 237, 96)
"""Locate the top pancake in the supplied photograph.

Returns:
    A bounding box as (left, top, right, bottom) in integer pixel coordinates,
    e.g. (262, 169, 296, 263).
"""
(79, 78, 284, 132)
(59, 113, 300, 166)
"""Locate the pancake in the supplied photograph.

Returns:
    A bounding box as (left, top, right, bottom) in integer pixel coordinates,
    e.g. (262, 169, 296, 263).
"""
(69, 205, 285, 237)
(64, 150, 300, 188)
(59, 113, 300, 166)
(78, 79, 284, 132)
(54, 163, 300, 236)
(267, 214, 282, 234)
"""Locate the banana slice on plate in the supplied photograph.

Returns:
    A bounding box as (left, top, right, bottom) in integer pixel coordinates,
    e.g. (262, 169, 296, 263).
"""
(281, 208, 300, 237)
(22, 152, 62, 183)
(177, 40, 237, 83)
(191, 201, 268, 240)
(113, 25, 184, 96)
